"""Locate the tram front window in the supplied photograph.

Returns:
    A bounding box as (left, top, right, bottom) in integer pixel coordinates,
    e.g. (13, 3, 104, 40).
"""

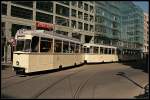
(16, 39, 31, 52)
(24, 40, 31, 52)
(16, 40, 24, 51)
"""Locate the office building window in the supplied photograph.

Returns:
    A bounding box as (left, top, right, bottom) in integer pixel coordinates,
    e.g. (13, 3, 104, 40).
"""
(55, 16, 69, 27)
(11, 1, 33, 8)
(56, 30, 68, 36)
(11, 6, 33, 20)
(90, 25, 94, 31)
(90, 5, 94, 13)
(78, 1, 83, 9)
(56, 4, 69, 17)
(71, 9, 76, 17)
(78, 22, 83, 30)
(84, 13, 88, 21)
(71, 20, 76, 28)
(36, 12, 53, 23)
(72, 33, 81, 40)
(58, 1, 69, 5)
(11, 24, 31, 36)
(2, 22, 5, 37)
(2, 3, 7, 15)
(90, 15, 94, 22)
(84, 3, 88, 11)
(78, 11, 83, 19)
(36, 1, 53, 13)
(71, 1, 77, 7)
(84, 23, 88, 31)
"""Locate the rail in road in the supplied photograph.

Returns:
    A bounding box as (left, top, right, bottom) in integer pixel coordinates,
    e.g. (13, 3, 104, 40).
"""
(1, 62, 148, 99)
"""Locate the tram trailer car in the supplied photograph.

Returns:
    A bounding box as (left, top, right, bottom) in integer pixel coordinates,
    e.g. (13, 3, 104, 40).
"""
(117, 49, 142, 62)
(83, 43, 119, 63)
(13, 30, 84, 74)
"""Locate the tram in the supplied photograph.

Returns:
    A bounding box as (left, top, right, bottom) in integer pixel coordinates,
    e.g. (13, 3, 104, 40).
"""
(83, 43, 118, 63)
(13, 29, 141, 74)
(13, 30, 84, 74)
(117, 48, 141, 61)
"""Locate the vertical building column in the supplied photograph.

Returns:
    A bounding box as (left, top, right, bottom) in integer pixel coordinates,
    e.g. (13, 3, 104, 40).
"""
(4, 2, 12, 63)
(81, 34, 85, 43)
(68, 2, 72, 38)
(7, 1, 11, 16)
(5, 21, 12, 63)
(53, 2, 56, 31)
(32, 1, 36, 30)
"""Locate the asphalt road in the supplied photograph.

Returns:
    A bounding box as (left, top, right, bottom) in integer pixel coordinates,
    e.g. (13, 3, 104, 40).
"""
(1, 62, 148, 99)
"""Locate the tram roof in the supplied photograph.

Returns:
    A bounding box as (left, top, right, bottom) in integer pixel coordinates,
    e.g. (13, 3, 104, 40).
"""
(16, 30, 81, 44)
(83, 43, 117, 49)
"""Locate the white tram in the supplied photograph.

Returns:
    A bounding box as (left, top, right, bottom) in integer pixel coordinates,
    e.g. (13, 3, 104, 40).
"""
(13, 30, 84, 74)
(83, 43, 118, 63)
(13, 29, 141, 74)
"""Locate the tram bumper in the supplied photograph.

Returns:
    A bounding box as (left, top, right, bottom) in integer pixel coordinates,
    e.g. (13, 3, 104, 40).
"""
(13, 66, 25, 74)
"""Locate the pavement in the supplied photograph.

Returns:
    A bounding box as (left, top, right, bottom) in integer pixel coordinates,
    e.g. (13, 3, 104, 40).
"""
(1, 62, 149, 99)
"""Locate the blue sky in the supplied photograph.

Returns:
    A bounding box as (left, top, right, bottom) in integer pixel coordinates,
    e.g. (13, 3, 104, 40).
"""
(133, 1, 149, 13)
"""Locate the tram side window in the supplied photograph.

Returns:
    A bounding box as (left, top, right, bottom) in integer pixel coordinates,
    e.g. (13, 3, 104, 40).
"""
(54, 39, 62, 53)
(93, 46, 99, 54)
(104, 48, 108, 54)
(75, 44, 80, 53)
(81, 45, 84, 53)
(70, 42, 75, 53)
(31, 36, 39, 52)
(84, 47, 90, 53)
(108, 48, 111, 54)
(40, 38, 52, 52)
(117, 49, 121, 55)
(100, 47, 103, 54)
(112, 49, 115, 54)
(63, 41, 69, 53)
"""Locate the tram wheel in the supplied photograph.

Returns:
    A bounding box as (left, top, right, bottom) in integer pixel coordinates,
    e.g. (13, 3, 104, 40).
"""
(74, 63, 77, 66)
(84, 60, 87, 64)
(59, 65, 62, 70)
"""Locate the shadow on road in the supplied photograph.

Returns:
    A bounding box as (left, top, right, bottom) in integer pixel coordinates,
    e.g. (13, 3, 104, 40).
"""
(1, 94, 16, 99)
(120, 58, 149, 73)
(134, 84, 149, 99)
(116, 72, 144, 89)
(116, 72, 149, 99)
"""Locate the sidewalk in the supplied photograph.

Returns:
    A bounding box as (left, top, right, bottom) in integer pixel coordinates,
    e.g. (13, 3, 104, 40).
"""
(1, 62, 12, 69)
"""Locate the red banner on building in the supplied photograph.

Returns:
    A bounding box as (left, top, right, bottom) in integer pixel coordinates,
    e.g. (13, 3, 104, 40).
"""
(36, 21, 54, 30)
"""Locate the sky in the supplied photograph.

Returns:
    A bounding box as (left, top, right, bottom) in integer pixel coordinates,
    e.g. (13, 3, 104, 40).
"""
(133, 1, 149, 13)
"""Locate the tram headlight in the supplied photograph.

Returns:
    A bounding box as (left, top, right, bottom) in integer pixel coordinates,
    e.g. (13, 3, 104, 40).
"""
(16, 61, 19, 65)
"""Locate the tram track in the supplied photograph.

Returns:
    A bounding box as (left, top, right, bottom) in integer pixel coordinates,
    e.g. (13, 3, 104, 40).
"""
(1, 66, 86, 90)
(33, 68, 100, 99)
(72, 71, 99, 99)
(33, 69, 88, 99)
(2, 74, 18, 80)
(1, 74, 43, 89)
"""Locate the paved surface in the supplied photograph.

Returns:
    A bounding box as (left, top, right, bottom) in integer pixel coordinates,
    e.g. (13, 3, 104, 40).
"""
(1, 62, 148, 99)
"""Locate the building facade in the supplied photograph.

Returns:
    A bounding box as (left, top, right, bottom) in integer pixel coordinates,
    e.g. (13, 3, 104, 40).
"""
(94, 1, 144, 53)
(95, 1, 121, 47)
(1, 1, 95, 63)
(1, 1, 145, 63)
(143, 13, 149, 54)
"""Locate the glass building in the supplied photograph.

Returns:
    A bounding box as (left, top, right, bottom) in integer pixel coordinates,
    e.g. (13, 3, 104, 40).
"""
(94, 1, 144, 52)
